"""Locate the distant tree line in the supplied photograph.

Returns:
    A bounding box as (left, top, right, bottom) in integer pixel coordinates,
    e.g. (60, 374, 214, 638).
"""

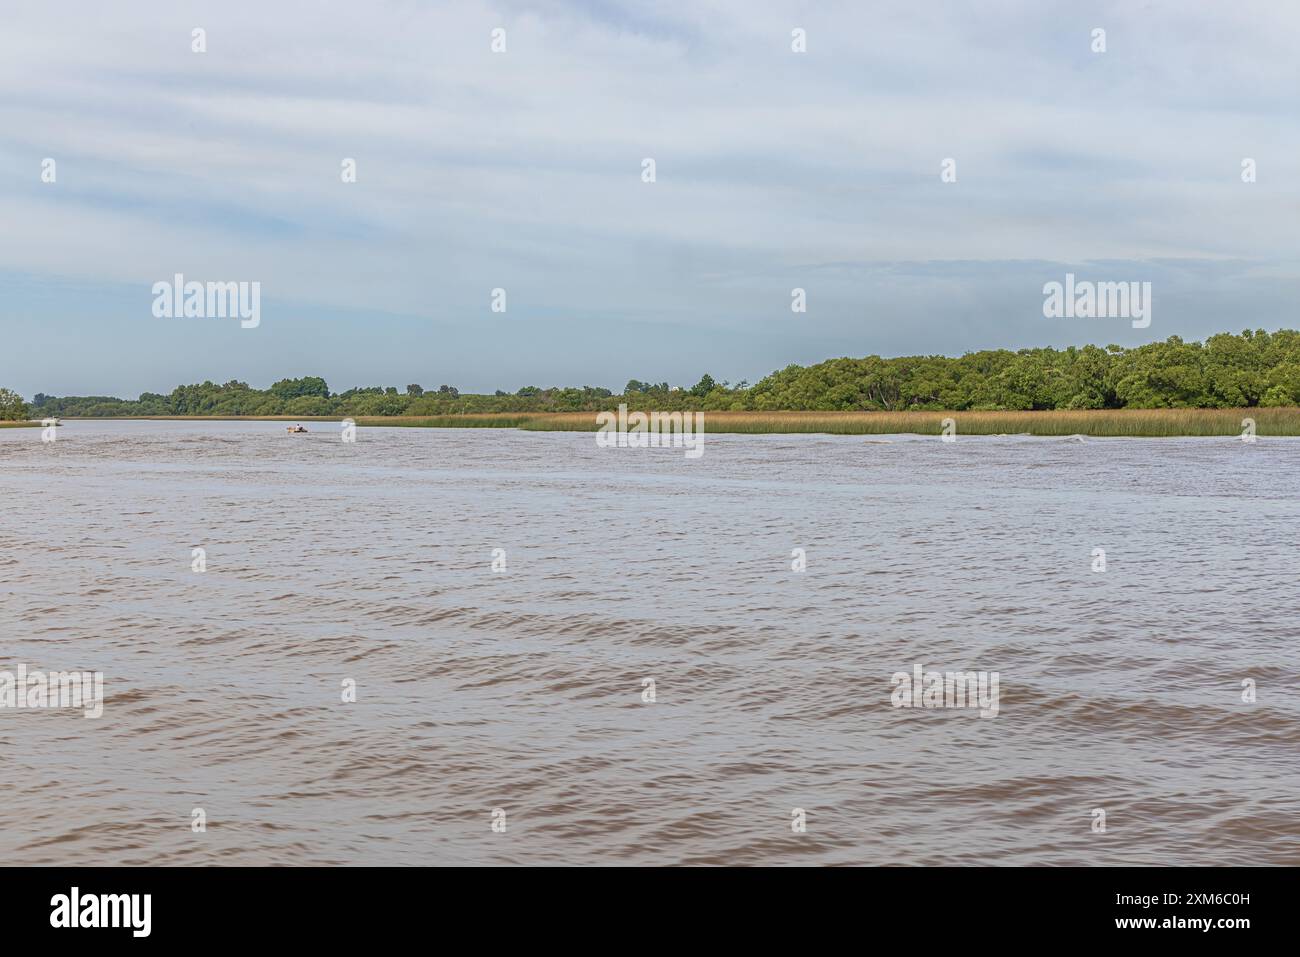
(13, 330, 1300, 419)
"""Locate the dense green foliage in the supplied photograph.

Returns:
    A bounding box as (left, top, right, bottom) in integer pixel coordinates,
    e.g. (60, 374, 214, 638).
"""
(747, 330, 1300, 412)
(21, 330, 1300, 418)
(0, 387, 30, 420)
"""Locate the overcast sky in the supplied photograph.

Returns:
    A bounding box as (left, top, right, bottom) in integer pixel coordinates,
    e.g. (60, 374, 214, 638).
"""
(0, 0, 1296, 398)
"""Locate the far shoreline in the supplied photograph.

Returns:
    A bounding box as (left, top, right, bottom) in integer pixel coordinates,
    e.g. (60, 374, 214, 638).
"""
(21, 408, 1300, 437)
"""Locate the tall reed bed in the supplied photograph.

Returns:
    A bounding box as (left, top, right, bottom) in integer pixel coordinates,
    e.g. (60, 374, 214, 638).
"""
(359, 414, 541, 429)
(356, 408, 1300, 436)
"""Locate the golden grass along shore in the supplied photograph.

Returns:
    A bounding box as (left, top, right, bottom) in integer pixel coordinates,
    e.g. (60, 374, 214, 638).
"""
(40, 408, 1300, 435)
(355, 408, 1300, 437)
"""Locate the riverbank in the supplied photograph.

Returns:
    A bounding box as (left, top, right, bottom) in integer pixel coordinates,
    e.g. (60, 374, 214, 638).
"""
(365, 408, 1300, 436)
(51, 408, 1300, 436)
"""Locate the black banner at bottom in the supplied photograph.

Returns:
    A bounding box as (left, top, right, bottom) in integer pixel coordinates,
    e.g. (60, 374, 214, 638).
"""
(1, 865, 1283, 943)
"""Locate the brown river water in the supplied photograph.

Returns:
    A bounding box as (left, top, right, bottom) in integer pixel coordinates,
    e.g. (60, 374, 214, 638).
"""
(1, 420, 1297, 865)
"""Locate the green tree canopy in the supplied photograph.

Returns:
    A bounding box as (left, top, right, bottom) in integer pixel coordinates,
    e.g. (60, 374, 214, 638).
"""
(0, 387, 30, 420)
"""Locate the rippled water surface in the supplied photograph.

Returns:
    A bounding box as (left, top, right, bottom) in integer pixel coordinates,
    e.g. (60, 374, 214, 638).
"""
(1, 420, 1297, 865)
